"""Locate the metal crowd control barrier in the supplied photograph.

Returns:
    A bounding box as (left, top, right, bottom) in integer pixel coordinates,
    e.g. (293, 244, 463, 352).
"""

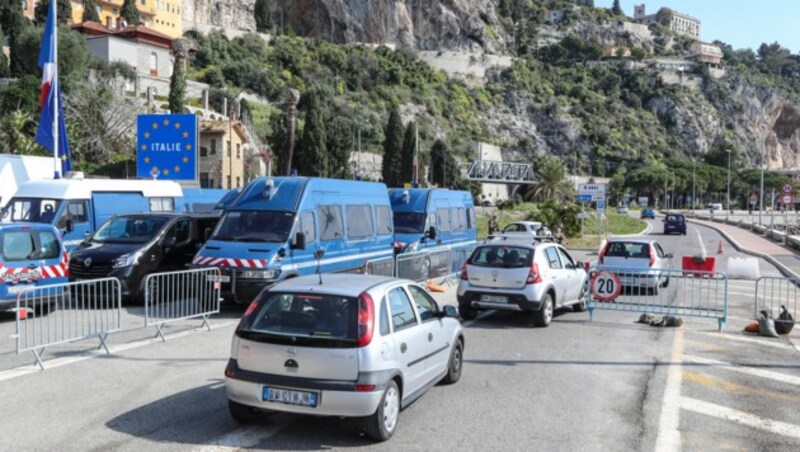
(15, 278, 122, 370)
(427, 249, 453, 280)
(365, 256, 396, 277)
(754, 276, 800, 323)
(587, 267, 728, 331)
(450, 245, 476, 275)
(144, 268, 222, 341)
(396, 251, 430, 282)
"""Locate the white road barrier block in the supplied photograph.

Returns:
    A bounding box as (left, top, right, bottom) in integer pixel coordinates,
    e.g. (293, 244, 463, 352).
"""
(725, 257, 761, 280)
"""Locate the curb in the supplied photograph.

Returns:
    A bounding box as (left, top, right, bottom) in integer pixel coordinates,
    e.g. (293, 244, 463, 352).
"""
(687, 218, 800, 280)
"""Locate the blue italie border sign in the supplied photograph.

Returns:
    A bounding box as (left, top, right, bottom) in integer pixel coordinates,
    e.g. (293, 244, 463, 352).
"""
(136, 113, 198, 181)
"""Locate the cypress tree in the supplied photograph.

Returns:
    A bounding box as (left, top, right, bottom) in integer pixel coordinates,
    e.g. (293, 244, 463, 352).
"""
(1, 0, 26, 76)
(430, 139, 458, 188)
(611, 0, 623, 16)
(297, 91, 328, 177)
(327, 116, 352, 179)
(168, 57, 186, 113)
(120, 0, 140, 25)
(82, 0, 100, 22)
(400, 121, 416, 185)
(34, 0, 72, 26)
(381, 105, 403, 187)
(254, 0, 270, 33)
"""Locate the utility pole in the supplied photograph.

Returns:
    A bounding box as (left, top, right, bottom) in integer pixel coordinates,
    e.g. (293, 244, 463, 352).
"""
(726, 149, 732, 214)
(759, 124, 767, 226)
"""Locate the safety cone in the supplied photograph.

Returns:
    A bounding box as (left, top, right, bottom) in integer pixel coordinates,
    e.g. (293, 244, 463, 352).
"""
(717, 240, 725, 254)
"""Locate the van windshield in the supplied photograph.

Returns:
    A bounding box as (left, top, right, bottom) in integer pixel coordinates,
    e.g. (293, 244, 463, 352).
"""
(393, 212, 426, 234)
(93, 216, 169, 244)
(237, 292, 357, 348)
(1, 198, 63, 224)
(212, 210, 294, 243)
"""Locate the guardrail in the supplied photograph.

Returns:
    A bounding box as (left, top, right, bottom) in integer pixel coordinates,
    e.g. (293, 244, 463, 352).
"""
(587, 266, 728, 331)
(364, 256, 396, 277)
(754, 276, 799, 327)
(144, 268, 222, 341)
(427, 249, 453, 280)
(15, 278, 122, 370)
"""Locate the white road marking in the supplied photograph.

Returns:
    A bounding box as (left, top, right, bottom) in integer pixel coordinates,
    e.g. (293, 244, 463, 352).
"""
(655, 328, 684, 452)
(681, 397, 800, 440)
(683, 354, 800, 387)
(0, 320, 240, 382)
(690, 332, 798, 351)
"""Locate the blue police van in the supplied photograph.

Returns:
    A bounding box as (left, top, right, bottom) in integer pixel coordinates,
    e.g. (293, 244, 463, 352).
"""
(193, 177, 395, 304)
(0, 223, 68, 313)
(389, 188, 478, 253)
(0, 176, 227, 250)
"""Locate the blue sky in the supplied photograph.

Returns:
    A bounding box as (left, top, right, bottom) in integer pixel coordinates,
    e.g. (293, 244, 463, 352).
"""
(596, 1, 799, 53)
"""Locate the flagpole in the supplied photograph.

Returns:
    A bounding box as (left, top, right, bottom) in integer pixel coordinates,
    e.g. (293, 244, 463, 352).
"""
(413, 124, 418, 187)
(51, 0, 59, 179)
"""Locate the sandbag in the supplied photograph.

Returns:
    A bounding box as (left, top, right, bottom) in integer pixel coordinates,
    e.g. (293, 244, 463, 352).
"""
(725, 257, 761, 280)
(758, 316, 779, 338)
(775, 305, 795, 335)
(744, 322, 759, 333)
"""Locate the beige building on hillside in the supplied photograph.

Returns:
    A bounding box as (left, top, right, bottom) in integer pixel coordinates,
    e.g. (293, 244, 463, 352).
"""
(690, 41, 723, 66)
(198, 119, 248, 189)
(634, 4, 700, 39)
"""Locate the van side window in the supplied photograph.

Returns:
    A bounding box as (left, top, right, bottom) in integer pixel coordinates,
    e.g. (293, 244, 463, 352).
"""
(346, 205, 374, 239)
(319, 205, 344, 241)
(375, 205, 393, 236)
(436, 208, 451, 232)
(150, 197, 175, 212)
(467, 208, 475, 229)
(166, 219, 191, 244)
(58, 201, 88, 228)
(299, 211, 316, 242)
(457, 208, 467, 231)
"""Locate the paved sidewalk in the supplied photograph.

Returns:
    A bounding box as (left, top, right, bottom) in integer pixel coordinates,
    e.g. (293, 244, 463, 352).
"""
(692, 218, 800, 278)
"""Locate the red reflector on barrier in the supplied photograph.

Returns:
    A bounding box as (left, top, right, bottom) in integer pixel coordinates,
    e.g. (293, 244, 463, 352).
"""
(17, 308, 27, 320)
(356, 384, 376, 392)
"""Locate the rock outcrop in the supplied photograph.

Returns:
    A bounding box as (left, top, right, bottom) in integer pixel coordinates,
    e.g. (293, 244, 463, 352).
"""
(183, 0, 256, 34)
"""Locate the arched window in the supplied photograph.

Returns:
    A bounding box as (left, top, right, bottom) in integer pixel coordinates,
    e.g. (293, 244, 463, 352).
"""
(149, 52, 158, 76)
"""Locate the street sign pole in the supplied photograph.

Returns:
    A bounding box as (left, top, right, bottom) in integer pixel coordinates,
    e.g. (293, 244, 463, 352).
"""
(581, 202, 585, 239)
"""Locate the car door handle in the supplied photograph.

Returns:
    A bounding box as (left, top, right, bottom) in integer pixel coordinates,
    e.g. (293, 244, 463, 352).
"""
(400, 343, 407, 353)
(428, 333, 433, 342)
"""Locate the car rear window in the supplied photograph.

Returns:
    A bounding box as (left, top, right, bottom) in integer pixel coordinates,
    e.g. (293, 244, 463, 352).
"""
(237, 292, 357, 348)
(665, 215, 684, 223)
(604, 242, 651, 259)
(0, 230, 60, 262)
(470, 246, 532, 268)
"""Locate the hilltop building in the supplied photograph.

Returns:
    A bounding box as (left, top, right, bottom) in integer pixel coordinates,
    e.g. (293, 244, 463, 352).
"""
(198, 115, 248, 189)
(633, 4, 700, 39)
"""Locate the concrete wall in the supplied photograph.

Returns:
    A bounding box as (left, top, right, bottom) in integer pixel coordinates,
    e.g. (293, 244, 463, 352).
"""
(417, 51, 513, 83)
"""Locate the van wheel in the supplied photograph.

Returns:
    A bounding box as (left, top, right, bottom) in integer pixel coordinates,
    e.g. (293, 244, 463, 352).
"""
(228, 400, 257, 424)
(441, 340, 463, 384)
(364, 380, 400, 441)
(458, 304, 478, 320)
(532, 293, 553, 327)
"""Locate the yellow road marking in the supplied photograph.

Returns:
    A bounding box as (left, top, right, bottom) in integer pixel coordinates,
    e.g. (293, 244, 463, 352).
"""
(683, 371, 800, 402)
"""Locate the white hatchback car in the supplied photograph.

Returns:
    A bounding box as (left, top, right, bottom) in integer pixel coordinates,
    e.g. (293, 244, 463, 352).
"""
(457, 240, 588, 326)
(225, 274, 464, 441)
(598, 239, 673, 294)
(500, 221, 552, 237)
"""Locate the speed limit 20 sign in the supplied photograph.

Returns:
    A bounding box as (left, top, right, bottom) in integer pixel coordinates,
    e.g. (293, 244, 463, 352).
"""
(591, 271, 622, 302)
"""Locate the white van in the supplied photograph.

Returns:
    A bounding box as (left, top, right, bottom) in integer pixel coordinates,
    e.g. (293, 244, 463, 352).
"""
(706, 203, 723, 212)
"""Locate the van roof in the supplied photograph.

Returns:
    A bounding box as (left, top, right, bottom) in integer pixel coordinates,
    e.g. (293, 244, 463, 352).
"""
(271, 274, 399, 297)
(389, 188, 473, 212)
(232, 177, 390, 212)
(13, 179, 184, 200)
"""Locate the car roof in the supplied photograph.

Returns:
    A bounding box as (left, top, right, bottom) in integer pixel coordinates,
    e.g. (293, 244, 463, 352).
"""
(270, 274, 406, 297)
(607, 238, 653, 245)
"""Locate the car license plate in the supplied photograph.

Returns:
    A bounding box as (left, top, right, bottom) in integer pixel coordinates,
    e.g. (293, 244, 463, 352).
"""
(207, 275, 231, 283)
(481, 294, 508, 303)
(262, 387, 318, 408)
(6, 284, 33, 295)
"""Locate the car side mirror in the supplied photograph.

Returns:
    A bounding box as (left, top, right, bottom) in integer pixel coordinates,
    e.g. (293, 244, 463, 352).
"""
(65, 219, 74, 233)
(428, 226, 437, 240)
(291, 232, 306, 250)
(443, 305, 458, 319)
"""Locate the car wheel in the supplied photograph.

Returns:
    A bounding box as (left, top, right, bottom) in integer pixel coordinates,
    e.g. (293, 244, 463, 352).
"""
(532, 293, 553, 327)
(441, 340, 463, 384)
(458, 304, 478, 320)
(228, 400, 257, 424)
(573, 285, 588, 312)
(365, 380, 400, 441)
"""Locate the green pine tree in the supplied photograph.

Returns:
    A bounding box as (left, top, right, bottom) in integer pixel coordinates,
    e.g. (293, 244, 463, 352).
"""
(381, 105, 403, 187)
(430, 139, 459, 188)
(120, 0, 140, 25)
(612, 0, 623, 16)
(34, 0, 72, 26)
(168, 57, 186, 113)
(326, 116, 352, 179)
(254, 0, 270, 33)
(297, 91, 328, 177)
(400, 121, 417, 186)
(1, 0, 26, 76)
(82, 0, 100, 22)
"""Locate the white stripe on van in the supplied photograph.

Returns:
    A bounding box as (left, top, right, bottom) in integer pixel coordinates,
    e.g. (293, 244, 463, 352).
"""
(282, 249, 395, 271)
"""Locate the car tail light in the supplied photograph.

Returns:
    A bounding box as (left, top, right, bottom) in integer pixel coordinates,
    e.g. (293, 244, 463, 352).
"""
(599, 243, 610, 265)
(460, 262, 469, 280)
(357, 292, 375, 347)
(526, 263, 542, 285)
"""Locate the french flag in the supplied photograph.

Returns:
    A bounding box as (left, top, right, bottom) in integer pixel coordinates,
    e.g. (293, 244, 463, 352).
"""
(35, 0, 71, 178)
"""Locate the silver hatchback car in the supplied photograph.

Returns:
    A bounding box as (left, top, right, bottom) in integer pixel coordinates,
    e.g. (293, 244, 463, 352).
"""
(457, 239, 588, 326)
(225, 274, 464, 441)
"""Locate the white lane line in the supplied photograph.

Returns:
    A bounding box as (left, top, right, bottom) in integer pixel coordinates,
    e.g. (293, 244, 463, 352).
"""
(0, 320, 240, 383)
(691, 332, 797, 352)
(683, 354, 800, 387)
(193, 416, 297, 451)
(681, 397, 800, 440)
(655, 328, 684, 452)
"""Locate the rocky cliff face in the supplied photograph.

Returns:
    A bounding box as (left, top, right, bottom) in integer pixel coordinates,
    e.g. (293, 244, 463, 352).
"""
(263, 0, 509, 52)
(183, 0, 256, 33)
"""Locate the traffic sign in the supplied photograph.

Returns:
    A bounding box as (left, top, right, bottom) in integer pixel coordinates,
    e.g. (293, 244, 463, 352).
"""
(596, 201, 605, 212)
(591, 271, 622, 302)
(750, 193, 758, 205)
(592, 194, 605, 201)
(578, 212, 589, 220)
(638, 196, 649, 207)
(782, 194, 794, 205)
(579, 184, 606, 196)
(783, 183, 793, 193)
(578, 194, 592, 202)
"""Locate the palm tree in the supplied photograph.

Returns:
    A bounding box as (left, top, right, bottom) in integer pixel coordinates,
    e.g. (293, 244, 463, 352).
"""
(284, 88, 300, 175)
(524, 156, 574, 202)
